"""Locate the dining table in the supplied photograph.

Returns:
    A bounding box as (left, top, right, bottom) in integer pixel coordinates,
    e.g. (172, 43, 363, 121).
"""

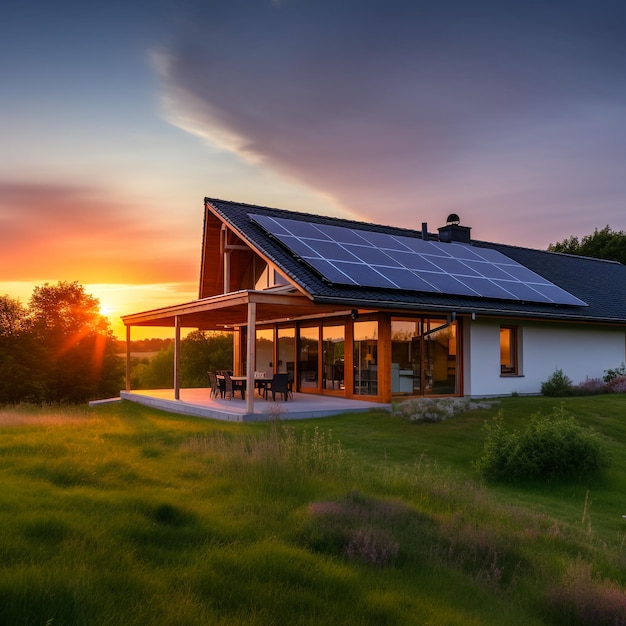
(217, 374, 272, 399)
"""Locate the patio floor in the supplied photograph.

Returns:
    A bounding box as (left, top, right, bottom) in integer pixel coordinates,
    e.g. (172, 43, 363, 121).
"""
(119, 388, 390, 422)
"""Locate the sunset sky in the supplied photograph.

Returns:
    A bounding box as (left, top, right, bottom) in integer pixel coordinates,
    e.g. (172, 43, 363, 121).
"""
(2, 0, 625, 339)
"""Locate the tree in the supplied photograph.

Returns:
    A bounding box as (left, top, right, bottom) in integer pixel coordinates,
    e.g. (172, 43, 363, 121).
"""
(0, 295, 43, 403)
(133, 344, 175, 389)
(131, 331, 233, 389)
(548, 226, 626, 264)
(28, 281, 123, 403)
(180, 330, 233, 387)
(0, 295, 30, 337)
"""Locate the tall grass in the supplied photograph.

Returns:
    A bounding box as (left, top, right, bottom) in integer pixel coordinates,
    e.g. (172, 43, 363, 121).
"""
(1, 397, 626, 624)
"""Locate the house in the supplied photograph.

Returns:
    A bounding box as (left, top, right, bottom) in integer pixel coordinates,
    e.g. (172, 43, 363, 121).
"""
(121, 197, 626, 412)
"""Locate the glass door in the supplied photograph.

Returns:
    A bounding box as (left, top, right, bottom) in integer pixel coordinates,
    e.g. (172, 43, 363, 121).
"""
(391, 319, 421, 394)
(353, 321, 378, 396)
(323, 324, 345, 391)
(298, 325, 319, 390)
(255, 328, 274, 377)
(277, 327, 295, 382)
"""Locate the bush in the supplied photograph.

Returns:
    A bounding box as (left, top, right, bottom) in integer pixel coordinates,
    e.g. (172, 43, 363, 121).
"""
(603, 362, 626, 383)
(572, 377, 607, 396)
(475, 405, 611, 482)
(541, 368, 573, 396)
(607, 375, 626, 394)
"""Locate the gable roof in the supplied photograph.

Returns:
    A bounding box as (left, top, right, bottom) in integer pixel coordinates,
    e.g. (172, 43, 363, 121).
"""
(206, 197, 626, 325)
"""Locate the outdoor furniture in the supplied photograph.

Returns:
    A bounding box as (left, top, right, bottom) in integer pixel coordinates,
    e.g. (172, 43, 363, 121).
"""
(218, 372, 245, 400)
(208, 371, 220, 399)
(266, 373, 291, 402)
(254, 372, 271, 398)
(220, 372, 233, 400)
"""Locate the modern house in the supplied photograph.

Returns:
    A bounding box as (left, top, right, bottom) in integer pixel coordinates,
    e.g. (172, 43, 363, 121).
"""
(121, 198, 626, 414)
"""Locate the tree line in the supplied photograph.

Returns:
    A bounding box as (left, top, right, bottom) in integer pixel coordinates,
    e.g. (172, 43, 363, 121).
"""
(129, 331, 233, 389)
(0, 281, 123, 404)
(548, 225, 626, 264)
(0, 281, 233, 404)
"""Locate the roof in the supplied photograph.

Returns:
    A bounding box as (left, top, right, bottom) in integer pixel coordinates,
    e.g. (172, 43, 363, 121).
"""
(206, 197, 626, 325)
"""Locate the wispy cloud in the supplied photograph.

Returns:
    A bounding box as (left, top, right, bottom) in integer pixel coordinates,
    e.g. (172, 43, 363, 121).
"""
(158, 0, 626, 246)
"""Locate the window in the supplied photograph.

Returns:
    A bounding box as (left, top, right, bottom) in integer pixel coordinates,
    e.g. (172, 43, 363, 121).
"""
(500, 326, 518, 375)
(254, 261, 289, 290)
(391, 317, 458, 396)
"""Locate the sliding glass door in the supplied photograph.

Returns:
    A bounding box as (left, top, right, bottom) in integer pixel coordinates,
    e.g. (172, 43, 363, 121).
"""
(323, 324, 345, 391)
(298, 325, 319, 390)
(353, 321, 378, 396)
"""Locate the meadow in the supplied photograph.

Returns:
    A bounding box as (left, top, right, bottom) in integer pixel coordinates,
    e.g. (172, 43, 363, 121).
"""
(1, 396, 626, 625)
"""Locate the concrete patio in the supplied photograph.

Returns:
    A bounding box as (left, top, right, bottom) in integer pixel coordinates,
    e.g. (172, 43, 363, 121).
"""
(119, 387, 390, 422)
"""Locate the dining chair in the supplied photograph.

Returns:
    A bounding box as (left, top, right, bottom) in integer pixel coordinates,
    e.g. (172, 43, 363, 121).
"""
(268, 373, 290, 402)
(208, 372, 220, 399)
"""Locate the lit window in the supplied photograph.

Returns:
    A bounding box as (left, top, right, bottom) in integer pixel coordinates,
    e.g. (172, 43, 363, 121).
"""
(500, 326, 518, 374)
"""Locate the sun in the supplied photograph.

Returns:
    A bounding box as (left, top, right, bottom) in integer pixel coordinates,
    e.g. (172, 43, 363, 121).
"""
(99, 305, 114, 318)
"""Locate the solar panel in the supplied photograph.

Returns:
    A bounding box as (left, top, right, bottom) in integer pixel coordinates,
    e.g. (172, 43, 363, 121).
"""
(249, 213, 587, 306)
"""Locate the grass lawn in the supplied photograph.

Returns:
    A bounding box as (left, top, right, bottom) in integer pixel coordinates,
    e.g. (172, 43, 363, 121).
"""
(1, 396, 626, 624)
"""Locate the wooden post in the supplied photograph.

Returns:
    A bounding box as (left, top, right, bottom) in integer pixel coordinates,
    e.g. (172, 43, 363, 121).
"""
(378, 314, 392, 403)
(174, 316, 181, 400)
(125, 325, 131, 391)
(246, 301, 256, 414)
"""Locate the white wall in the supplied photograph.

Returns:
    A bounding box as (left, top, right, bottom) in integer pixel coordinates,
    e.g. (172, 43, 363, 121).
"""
(464, 318, 626, 398)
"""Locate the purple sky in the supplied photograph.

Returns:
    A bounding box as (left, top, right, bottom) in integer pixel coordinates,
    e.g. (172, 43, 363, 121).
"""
(2, 0, 625, 335)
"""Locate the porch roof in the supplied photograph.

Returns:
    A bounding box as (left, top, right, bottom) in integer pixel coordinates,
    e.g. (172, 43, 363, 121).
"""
(120, 289, 352, 330)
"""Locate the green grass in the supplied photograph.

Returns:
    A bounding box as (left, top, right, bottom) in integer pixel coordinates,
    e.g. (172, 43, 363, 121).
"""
(1, 396, 626, 624)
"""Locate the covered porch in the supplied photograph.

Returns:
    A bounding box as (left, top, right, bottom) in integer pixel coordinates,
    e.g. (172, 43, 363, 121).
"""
(121, 288, 385, 420)
(120, 387, 386, 422)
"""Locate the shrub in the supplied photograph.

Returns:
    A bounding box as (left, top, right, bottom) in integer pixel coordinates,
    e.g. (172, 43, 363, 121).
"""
(304, 491, 406, 567)
(572, 377, 607, 396)
(607, 375, 626, 394)
(603, 362, 626, 383)
(475, 405, 611, 482)
(547, 556, 626, 625)
(541, 368, 573, 396)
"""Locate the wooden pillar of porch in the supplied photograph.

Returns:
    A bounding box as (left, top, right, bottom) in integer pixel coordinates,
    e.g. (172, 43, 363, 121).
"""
(125, 325, 131, 391)
(174, 315, 181, 400)
(246, 301, 256, 414)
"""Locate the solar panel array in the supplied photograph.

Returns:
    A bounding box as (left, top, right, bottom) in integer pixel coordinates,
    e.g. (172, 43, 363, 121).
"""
(249, 213, 587, 306)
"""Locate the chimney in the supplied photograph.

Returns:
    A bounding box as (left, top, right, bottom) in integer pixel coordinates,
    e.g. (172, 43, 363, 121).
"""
(438, 213, 471, 244)
(421, 222, 429, 240)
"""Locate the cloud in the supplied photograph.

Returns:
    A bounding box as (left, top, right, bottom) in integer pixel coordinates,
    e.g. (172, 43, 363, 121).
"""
(0, 182, 198, 283)
(158, 0, 626, 246)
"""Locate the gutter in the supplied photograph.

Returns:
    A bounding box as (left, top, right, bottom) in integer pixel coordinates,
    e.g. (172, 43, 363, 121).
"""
(310, 295, 626, 325)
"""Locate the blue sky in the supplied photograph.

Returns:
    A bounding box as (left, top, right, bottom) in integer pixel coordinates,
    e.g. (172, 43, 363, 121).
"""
(2, 0, 625, 336)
